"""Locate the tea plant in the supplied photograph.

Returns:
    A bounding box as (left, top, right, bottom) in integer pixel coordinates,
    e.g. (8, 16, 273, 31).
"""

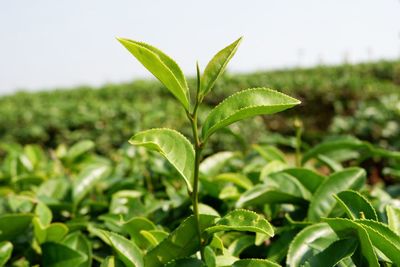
(114, 36, 300, 265)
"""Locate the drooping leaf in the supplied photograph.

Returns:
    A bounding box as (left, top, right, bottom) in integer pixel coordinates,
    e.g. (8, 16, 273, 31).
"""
(100, 230, 143, 267)
(334, 190, 378, 220)
(129, 128, 195, 192)
(205, 209, 274, 237)
(355, 219, 400, 265)
(73, 163, 111, 205)
(386, 205, 400, 235)
(42, 242, 87, 267)
(324, 218, 379, 267)
(144, 214, 217, 267)
(287, 223, 338, 267)
(0, 213, 33, 241)
(307, 168, 366, 221)
(0, 241, 13, 266)
(232, 259, 281, 267)
(201, 88, 300, 140)
(199, 37, 242, 98)
(117, 38, 189, 110)
(303, 238, 357, 267)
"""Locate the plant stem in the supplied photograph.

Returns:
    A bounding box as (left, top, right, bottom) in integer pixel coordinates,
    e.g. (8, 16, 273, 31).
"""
(294, 117, 303, 167)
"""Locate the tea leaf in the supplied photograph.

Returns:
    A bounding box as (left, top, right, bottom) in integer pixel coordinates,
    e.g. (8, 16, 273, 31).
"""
(117, 38, 189, 110)
(232, 259, 281, 267)
(205, 209, 274, 237)
(334, 190, 378, 220)
(307, 168, 366, 221)
(0, 213, 33, 241)
(202, 88, 300, 140)
(0, 241, 13, 267)
(129, 128, 195, 192)
(199, 37, 242, 99)
(386, 205, 400, 235)
(42, 242, 87, 267)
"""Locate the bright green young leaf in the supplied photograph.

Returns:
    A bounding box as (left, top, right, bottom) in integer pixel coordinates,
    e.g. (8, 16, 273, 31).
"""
(324, 218, 379, 267)
(199, 151, 237, 177)
(140, 230, 168, 248)
(232, 259, 281, 267)
(201, 88, 300, 140)
(303, 238, 357, 267)
(0, 241, 13, 266)
(63, 232, 92, 267)
(73, 163, 111, 205)
(64, 140, 95, 162)
(204, 246, 217, 267)
(216, 255, 239, 266)
(46, 223, 69, 242)
(214, 173, 253, 190)
(287, 223, 338, 267)
(144, 214, 216, 267)
(199, 37, 242, 98)
(253, 144, 286, 163)
(205, 209, 274, 237)
(123, 217, 157, 249)
(100, 256, 125, 267)
(42, 242, 87, 267)
(129, 128, 195, 192)
(316, 154, 343, 172)
(386, 205, 400, 235)
(35, 201, 53, 226)
(334, 190, 378, 220)
(307, 168, 366, 221)
(0, 213, 33, 241)
(117, 38, 190, 110)
(355, 219, 400, 265)
(101, 230, 143, 267)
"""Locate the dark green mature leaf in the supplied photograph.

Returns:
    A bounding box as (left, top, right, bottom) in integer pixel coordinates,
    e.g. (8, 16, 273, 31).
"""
(199, 37, 242, 98)
(0, 241, 13, 266)
(63, 232, 92, 267)
(228, 235, 255, 257)
(42, 242, 87, 267)
(232, 259, 281, 267)
(324, 218, 379, 267)
(129, 128, 195, 192)
(335, 190, 378, 220)
(73, 163, 111, 205)
(283, 168, 326, 193)
(205, 209, 274, 237)
(117, 38, 190, 110)
(144, 214, 216, 267)
(303, 238, 357, 267)
(386, 205, 400, 235)
(355, 219, 400, 265)
(287, 223, 338, 267)
(0, 213, 33, 241)
(307, 168, 366, 221)
(100, 230, 143, 267)
(201, 88, 300, 140)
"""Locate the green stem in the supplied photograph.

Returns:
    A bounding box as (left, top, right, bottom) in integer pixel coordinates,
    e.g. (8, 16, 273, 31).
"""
(294, 117, 303, 167)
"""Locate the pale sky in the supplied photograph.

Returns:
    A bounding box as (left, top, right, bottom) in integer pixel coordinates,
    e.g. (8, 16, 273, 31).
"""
(0, 0, 399, 94)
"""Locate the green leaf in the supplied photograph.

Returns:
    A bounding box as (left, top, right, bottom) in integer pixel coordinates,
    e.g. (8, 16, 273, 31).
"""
(35, 202, 53, 226)
(355, 219, 400, 265)
(307, 168, 366, 221)
(282, 168, 326, 193)
(129, 129, 195, 192)
(123, 217, 157, 249)
(164, 258, 205, 267)
(232, 259, 281, 267)
(228, 235, 255, 257)
(334, 190, 378, 220)
(200, 151, 238, 177)
(205, 209, 274, 237)
(199, 37, 242, 98)
(214, 173, 253, 190)
(100, 230, 143, 267)
(324, 218, 379, 267)
(204, 246, 216, 267)
(46, 223, 69, 242)
(253, 144, 286, 163)
(73, 163, 111, 205)
(63, 232, 92, 267)
(386, 205, 400, 235)
(201, 88, 300, 140)
(0, 213, 33, 241)
(0, 241, 13, 266)
(100, 256, 125, 267)
(287, 223, 338, 267)
(117, 38, 189, 110)
(144, 214, 216, 267)
(303, 238, 357, 267)
(42, 242, 87, 267)
(64, 140, 95, 162)
(140, 230, 168, 248)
